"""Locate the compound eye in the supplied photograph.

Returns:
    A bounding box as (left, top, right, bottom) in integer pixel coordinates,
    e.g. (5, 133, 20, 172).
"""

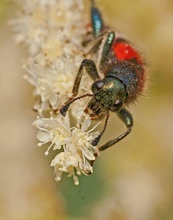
(112, 99, 123, 110)
(95, 80, 105, 88)
(92, 80, 105, 93)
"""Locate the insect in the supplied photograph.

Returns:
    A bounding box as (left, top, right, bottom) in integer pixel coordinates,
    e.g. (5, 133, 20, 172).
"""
(60, 0, 145, 153)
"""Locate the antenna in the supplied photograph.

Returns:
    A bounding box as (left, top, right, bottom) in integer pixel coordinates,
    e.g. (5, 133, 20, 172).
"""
(60, 93, 93, 117)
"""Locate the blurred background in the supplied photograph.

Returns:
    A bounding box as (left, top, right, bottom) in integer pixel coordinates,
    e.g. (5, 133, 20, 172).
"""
(1, 0, 173, 219)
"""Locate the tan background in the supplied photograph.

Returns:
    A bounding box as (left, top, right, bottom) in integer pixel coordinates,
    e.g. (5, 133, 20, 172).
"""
(1, 0, 173, 219)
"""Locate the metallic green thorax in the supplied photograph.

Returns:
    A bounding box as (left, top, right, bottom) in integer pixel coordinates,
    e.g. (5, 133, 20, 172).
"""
(88, 77, 126, 115)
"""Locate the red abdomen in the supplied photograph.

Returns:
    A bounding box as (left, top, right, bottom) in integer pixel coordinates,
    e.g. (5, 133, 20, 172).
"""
(112, 41, 146, 100)
(112, 41, 142, 64)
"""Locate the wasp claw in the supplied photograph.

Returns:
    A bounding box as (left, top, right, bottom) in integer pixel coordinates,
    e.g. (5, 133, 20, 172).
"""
(91, 137, 99, 146)
(60, 105, 68, 117)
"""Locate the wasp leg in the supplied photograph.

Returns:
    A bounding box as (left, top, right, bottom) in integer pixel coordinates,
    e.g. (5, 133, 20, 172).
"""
(91, 111, 109, 146)
(85, 36, 104, 55)
(83, 1, 106, 49)
(99, 31, 115, 68)
(91, 3, 104, 37)
(72, 59, 100, 96)
(101, 32, 115, 58)
(60, 59, 99, 116)
(98, 108, 133, 152)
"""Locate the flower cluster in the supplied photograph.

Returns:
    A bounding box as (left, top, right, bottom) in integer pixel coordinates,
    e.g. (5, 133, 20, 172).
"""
(34, 114, 99, 184)
(11, 0, 100, 184)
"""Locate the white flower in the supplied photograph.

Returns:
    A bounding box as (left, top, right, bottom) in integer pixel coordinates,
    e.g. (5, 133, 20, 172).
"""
(51, 151, 91, 185)
(11, 0, 91, 113)
(11, 0, 102, 185)
(34, 114, 99, 184)
(24, 53, 84, 111)
(10, 0, 86, 56)
(33, 114, 71, 153)
(34, 114, 98, 156)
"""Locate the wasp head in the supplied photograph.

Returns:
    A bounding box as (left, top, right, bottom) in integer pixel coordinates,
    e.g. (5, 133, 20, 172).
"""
(87, 77, 127, 116)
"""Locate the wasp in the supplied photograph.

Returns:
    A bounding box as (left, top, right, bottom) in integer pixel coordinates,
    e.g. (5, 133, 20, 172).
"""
(60, 0, 146, 153)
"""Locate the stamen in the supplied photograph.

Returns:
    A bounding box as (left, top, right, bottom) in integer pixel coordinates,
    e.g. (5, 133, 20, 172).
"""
(45, 142, 54, 155)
